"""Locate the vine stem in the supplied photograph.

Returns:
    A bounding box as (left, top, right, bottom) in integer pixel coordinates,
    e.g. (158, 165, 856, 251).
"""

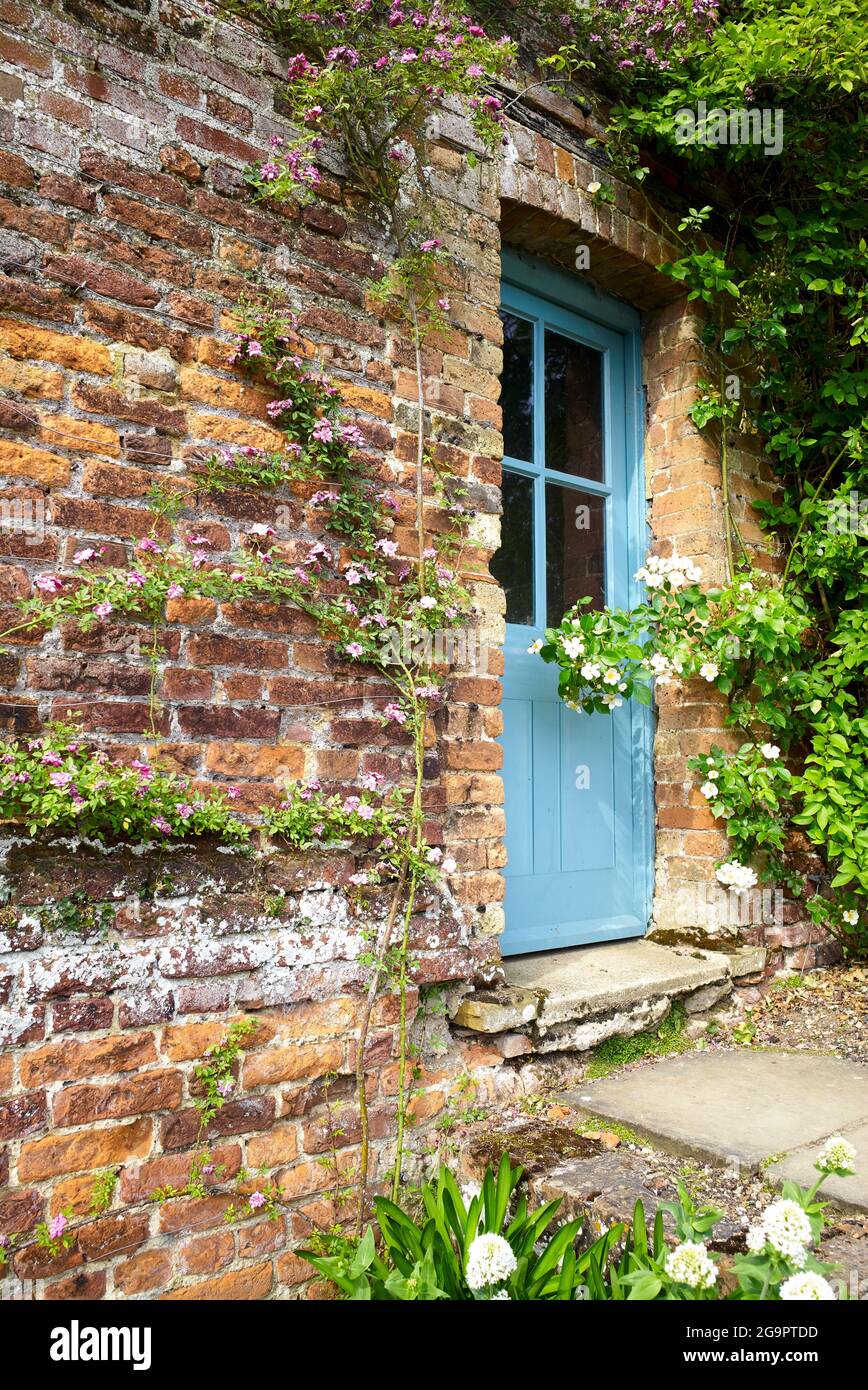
(782, 444, 847, 582)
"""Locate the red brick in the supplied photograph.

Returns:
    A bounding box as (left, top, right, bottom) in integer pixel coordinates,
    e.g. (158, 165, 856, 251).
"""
(51, 1069, 183, 1126)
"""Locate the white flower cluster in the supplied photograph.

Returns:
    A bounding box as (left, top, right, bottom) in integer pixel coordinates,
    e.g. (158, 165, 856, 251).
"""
(779, 1272, 836, 1301)
(635, 554, 702, 591)
(816, 1133, 857, 1174)
(643, 649, 684, 687)
(715, 860, 758, 891)
(760, 743, 780, 760)
(665, 1241, 717, 1290)
(465, 1233, 517, 1291)
(749, 1199, 812, 1265)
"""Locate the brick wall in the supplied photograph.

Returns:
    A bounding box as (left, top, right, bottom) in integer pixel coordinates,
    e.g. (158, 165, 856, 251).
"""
(0, 1, 814, 1299)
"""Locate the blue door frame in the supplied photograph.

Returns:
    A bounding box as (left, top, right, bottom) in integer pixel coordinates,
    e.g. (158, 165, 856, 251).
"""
(497, 248, 653, 956)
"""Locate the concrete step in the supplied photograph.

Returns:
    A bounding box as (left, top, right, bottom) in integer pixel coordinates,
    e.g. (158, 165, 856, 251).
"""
(500, 939, 733, 1053)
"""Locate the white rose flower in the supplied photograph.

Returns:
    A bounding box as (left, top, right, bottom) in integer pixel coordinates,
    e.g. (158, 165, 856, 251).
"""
(465, 1233, 518, 1291)
(816, 1134, 857, 1174)
(707, 768, 719, 780)
(699, 662, 719, 682)
(665, 1241, 717, 1291)
(700, 781, 718, 800)
(667, 569, 686, 590)
(779, 1272, 835, 1301)
(760, 743, 780, 760)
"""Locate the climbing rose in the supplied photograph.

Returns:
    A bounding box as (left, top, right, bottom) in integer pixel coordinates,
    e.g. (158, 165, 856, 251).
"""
(465, 1233, 517, 1291)
(49, 1213, 68, 1241)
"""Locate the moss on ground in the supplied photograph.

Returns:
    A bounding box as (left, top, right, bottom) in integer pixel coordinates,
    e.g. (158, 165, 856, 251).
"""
(585, 1002, 692, 1079)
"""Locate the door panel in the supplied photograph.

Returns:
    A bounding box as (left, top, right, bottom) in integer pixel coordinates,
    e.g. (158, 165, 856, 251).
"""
(494, 252, 651, 956)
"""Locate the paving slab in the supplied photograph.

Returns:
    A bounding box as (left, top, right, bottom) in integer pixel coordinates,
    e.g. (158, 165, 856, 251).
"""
(770, 1118, 868, 1212)
(504, 940, 729, 1028)
(564, 1051, 868, 1186)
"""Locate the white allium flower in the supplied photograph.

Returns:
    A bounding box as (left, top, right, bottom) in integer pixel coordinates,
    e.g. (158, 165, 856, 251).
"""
(465, 1233, 517, 1291)
(746, 1225, 766, 1253)
(562, 636, 585, 660)
(491, 1289, 511, 1299)
(780, 1272, 835, 1301)
(699, 662, 719, 682)
(761, 1199, 812, 1263)
(760, 743, 780, 760)
(816, 1134, 857, 1173)
(700, 781, 718, 800)
(842, 909, 859, 926)
(527, 639, 543, 655)
(665, 1241, 717, 1290)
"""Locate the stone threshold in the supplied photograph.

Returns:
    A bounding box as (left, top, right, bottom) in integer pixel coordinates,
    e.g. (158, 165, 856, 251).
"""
(451, 938, 766, 1054)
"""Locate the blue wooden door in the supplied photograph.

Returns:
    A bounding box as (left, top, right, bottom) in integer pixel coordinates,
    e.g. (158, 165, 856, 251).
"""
(493, 251, 652, 956)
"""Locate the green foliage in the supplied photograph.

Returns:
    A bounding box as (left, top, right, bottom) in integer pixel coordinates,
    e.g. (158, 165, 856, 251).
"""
(193, 1019, 257, 1128)
(89, 1169, 119, 1217)
(585, 1002, 691, 1079)
(300, 1153, 624, 1299)
(0, 722, 249, 846)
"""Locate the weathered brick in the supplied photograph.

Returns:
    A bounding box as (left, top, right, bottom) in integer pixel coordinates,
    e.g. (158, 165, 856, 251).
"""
(51, 1070, 183, 1126)
(21, 1032, 157, 1087)
(162, 1260, 273, 1300)
(18, 1117, 153, 1181)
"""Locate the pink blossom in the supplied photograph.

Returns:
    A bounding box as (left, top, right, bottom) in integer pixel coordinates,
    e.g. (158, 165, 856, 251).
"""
(138, 537, 161, 553)
(49, 1213, 68, 1241)
(34, 574, 63, 594)
(186, 534, 212, 547)
(126, 571, 147, 588)
(249, 1191, 266, 1209)
(312, 419, 333, 444)
(49, 771, 73, 788)
(356, 803, 375, 821)
(246, 340, 263, 357)
(375, 538, 399, 557)
(42, 752, 63, 766)
(176, 803, 194, 819)
(346, 642, 364, 658)
(266, 398, 294, 418)
(419, 239, 442, 252)
(166, 582, 184, 600)
(418, 595, 437, 609)
(383, 703, 407, 725)
(73, 547, 100, 565)
(94, 601, 113, 619)
(344, 567, 362, 586)
(226, 786, 241, 800)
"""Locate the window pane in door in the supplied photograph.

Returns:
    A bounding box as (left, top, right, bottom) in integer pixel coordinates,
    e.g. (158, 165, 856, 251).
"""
(545, 484, 606, 625)
(492, 470, 534, 625)
(544, 330, 604, 481)
(499, 312, 534, 462)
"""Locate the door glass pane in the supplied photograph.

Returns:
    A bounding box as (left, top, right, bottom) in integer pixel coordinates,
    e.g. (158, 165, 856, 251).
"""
(544, 329, 604, 481)
(491, 470, 534, 625)
(500, 311, 533, 462)
(545, 484, 606, 625)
